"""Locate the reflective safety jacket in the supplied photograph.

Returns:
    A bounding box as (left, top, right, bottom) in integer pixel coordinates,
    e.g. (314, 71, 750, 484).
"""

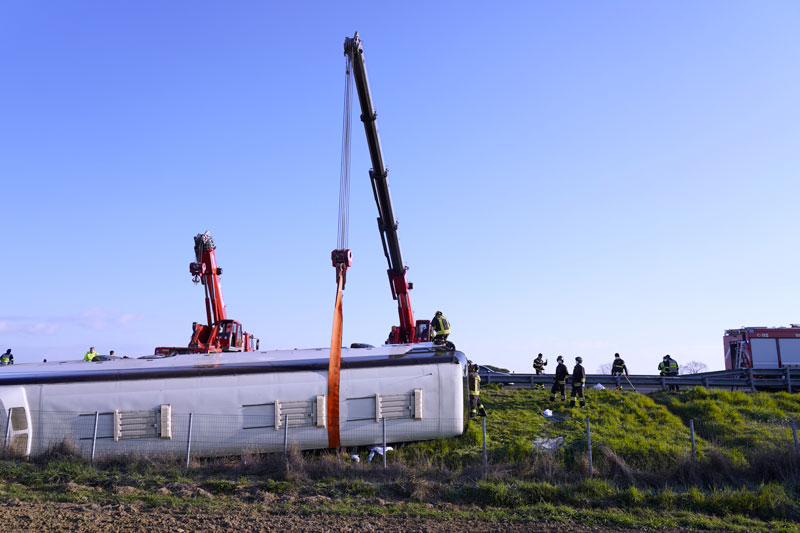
(554, 363, 569, 384)
(469, 371, 481, 396)
(0, 354, 10, 364)
(84, 351, 98, 362)
(612, 358, 627, 375)
(533, 358, 547, 371)
(572, 364, 586, 385)
(659, 359, 679, 376)
(432, 315, 450, 336)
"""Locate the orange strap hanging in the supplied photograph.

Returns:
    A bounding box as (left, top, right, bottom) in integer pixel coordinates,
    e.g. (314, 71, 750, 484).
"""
(327, 275, 344, 448)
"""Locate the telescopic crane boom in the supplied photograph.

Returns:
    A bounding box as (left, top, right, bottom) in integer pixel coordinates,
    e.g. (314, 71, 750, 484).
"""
(344, 33, 430, 344)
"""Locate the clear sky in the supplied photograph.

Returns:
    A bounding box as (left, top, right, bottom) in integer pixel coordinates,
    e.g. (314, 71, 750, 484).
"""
(1, 1, 798, 374)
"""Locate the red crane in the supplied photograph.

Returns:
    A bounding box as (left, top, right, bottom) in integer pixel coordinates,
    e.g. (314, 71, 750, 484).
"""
(155, 231, 258, 355)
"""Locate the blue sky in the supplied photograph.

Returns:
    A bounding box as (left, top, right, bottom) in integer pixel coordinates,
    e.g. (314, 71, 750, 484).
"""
(1, 1, 798, 374)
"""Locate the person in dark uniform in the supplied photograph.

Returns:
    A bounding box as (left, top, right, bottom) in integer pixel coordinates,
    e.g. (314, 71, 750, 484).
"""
(532, 353, 547, 390)
(611, 353, 629, 390)
(468, 363, 487, 418)
(659, 355, 680, 391)
(549, 355, 568, 402)
(570, 356, 586, 408)
(431, 311, 450, 345)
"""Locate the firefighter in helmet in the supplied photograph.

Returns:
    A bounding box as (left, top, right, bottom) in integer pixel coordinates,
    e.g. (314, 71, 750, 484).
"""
(659, 355, 680, 391)
(570, 356, 586, 408)
(431, 311, 450, 345)
(468, 363, 486, 418)
(549, 355, 568, 402)
(532, 353, 547, 390)
(611, 353, 629, 390)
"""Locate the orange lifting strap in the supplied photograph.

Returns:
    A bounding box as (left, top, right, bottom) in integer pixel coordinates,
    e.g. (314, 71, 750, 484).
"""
(327, 276, 344, 448)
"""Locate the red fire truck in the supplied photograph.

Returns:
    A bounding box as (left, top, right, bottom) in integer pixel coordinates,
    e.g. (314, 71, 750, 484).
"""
(723, 325, 800, 369)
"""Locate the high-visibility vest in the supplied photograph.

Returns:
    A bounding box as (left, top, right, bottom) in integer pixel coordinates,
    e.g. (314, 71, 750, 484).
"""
(0, 355, 9, 364)
(469, 372, 480, 396)
(668, 360, 679, 375)
(432, 316, 450, 336)
(533, 359, 545, 371)
(84, 351, 98, 362)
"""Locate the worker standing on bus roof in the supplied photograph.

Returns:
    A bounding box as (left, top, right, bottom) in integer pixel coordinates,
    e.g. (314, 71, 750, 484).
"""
(431, 311, 450, 345)
(569, 357, 586, 408)
(611, 353, 629, 390)
(532, 353, 547, 390)
(84, 347, 99, 362)
(659, 355, 680, 391)
(468, 363, 486, 418)
(1, 349, 13, 365)
(549, 356, 568, 402)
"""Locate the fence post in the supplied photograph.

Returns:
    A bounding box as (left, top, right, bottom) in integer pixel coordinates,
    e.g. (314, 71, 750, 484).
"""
(184, 413, 194, 469)
(748, 368, 755, 392)
(787, 367, 793, 394)
(382, 417, 387, 470)
(792, 420, 799, 456)
(3, 409, 12, 451)
(482, 416, 487, 467)
(586, 418, 593, 478)
(283, 414, 289, 456)
(689, 419, 696, 466)
(90, 411, 99, 463)
(586, 418, 594, 477)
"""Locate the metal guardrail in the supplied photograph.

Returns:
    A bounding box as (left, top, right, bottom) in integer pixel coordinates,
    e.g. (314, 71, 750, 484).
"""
(480, 368, 800, 393)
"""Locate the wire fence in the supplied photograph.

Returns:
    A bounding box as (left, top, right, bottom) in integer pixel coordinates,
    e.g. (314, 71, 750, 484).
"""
(2, 409, 799, 474)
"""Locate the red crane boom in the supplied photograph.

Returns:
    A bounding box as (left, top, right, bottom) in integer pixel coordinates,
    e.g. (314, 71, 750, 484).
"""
(155, 232, 258, 355)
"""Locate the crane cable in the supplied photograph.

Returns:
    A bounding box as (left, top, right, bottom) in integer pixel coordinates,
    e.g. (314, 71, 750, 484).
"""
(328, 53, 353, 449)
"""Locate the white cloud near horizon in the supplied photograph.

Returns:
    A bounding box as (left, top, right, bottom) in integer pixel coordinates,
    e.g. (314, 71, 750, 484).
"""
(0, 309, 142, 336)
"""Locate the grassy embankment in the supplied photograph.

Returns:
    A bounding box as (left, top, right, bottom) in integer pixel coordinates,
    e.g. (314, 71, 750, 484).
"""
(0, 387, 798, 531)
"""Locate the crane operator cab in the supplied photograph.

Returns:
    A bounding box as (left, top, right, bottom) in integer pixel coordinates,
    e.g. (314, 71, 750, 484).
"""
(219, 320, 244, 351)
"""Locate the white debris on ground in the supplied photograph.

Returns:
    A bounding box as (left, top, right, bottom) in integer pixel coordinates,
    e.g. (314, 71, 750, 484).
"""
(367, 446, 393, 463)
(542, 409, 553, 417)
(592, 383, 605, 390)
(532, 436, 565, 452)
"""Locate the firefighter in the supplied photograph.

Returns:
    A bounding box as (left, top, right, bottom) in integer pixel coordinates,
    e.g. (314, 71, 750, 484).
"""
(532, 353, 547, 390)
(659, 355, 680, 391)
(431, 311, 450, 345)
(549, 355, 568, 402)
(468, 363, 487, 418)
(611, 353, 628, 390)
(1, 349, 13, 365)
(570, 356, 586, 408)
(84, 346, 99, 362)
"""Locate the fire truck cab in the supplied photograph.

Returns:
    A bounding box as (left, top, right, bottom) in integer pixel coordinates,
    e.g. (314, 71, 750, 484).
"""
(724, 325, 800, 369)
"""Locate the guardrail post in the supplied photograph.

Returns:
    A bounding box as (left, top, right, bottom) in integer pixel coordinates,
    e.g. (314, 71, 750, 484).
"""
(482, 416, 487, 467)
(530, 375, 535, 390)
(786, 367, 792, 394)
(586, 418, 593, 477)
(748, 368, 755, 392)
(382, 417, 387, 469)
(792, 420, 799, 456)
(185, 413, 194, 469)
(90, 411, 99, 463)
(3, 409, 12, 451)
(660, 375, 666, 391)
(702, 376, 709, 388)
(689, 419, 696, 466)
